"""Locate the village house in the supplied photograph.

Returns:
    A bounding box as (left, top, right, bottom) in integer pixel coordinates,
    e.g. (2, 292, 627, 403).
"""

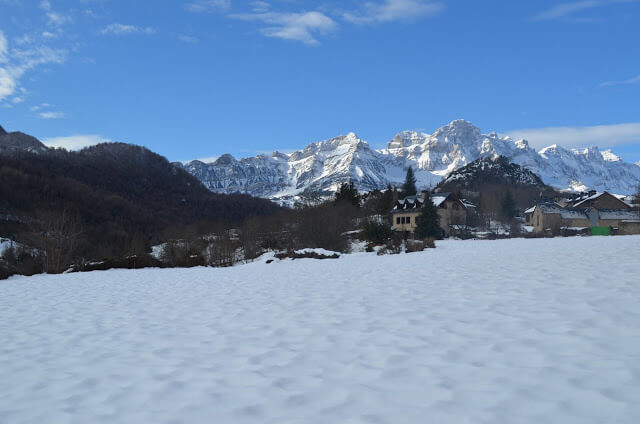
(559, 191, 632, 209)
(524, 192, 640, 235)
(391, 192, 468, 237)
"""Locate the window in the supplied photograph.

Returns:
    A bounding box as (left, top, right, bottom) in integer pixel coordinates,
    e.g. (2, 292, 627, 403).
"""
(396, 217, 400, 225)
(406, 216, 411, 224)
(536, 216, 540, 226)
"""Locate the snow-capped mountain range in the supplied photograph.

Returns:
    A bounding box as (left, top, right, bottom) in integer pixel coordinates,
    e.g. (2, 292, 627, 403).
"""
(178, 120, 640, 202)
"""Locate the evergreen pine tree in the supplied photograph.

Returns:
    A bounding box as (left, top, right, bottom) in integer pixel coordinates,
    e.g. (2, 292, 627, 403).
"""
(500, 190, 516, 222)
(376, 184, 395, 216)
(335, 181, 360, 208)
(402, 167, 417, 197)
(415, 192, 443, 239)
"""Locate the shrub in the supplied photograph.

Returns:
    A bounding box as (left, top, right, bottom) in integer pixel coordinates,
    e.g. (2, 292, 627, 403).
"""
(361, 220, 393, 245)
(405, 239, 425, 253)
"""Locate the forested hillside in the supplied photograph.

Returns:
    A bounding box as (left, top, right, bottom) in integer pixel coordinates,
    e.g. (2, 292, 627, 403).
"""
(0, 142, 280, 275)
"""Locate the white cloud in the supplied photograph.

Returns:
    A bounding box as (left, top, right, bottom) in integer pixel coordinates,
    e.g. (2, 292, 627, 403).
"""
(600, 74, 640, 87)
(30, 103, 50, 112)
(39, 111, 66, 119)
(533, 0, 639, 21)
(0, 68, 18, 101)
(344, 0, 443, 24)
(100, 23, 156, 36)
(0, 35, 67, 103)
(505, 123, 640, 150)
(195, 156, 219, 164)
(178, 34, 199, 44)
(46, 11, 73, 26)
(42, 31, 59, 39)
(40, 1, 73, 26)
(186, 0, 231, 13)
(0, 31, 8, 63)
(43, 134, 110, 150)
(533, 0, 601, 20)
(0, 5, 71, 104)
(250, 1, 270, 13)
(13, 34, 33, 46)
(230, 11, 337, 45)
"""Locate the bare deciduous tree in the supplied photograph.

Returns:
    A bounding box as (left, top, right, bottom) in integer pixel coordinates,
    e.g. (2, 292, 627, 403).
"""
(26, 208, 84, 274)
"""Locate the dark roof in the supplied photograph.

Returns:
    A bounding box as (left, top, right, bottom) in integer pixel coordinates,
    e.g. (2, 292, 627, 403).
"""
(531, 203, 640, 221)
(392, 192, 466, 213)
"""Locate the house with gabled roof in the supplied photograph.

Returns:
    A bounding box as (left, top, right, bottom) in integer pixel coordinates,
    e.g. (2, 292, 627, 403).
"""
(391, 192, 468, 237)
(562, 191, 631, 209)
(525, 200, 640, 235)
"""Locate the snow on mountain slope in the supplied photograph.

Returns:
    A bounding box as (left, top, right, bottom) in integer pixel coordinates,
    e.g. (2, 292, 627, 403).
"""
(179, 133, 436, 203)
(0, 125, 49, 154)
(179, 120, 640, 200)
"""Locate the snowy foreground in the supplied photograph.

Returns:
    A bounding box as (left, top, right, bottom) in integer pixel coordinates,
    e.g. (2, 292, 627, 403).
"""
(2, 237, 640, 423)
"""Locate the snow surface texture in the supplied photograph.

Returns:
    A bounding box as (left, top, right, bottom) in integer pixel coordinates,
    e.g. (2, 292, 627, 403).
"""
(2, 237, 640, 423)
(178, 120, 640, 202)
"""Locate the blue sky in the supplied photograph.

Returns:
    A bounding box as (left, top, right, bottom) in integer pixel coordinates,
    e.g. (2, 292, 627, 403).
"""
(1, 0, 639, 163)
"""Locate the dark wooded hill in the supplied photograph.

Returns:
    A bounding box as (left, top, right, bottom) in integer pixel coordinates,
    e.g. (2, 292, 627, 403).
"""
(0, 138, 280, 261)
(435, 156, 559, 213)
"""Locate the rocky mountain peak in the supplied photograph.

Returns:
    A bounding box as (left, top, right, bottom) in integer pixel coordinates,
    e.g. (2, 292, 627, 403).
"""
(601, 149, 621, 162)
(180, 120, 640, 200)
(387, 131, 428, 150)
(329, 132, 364, 147)
(538, 144, 567, 157)
(0, 129, 49, 154)
(514, 138, 530, 149)
(432, 119, 482, 142)
(214, 154, 236, 166)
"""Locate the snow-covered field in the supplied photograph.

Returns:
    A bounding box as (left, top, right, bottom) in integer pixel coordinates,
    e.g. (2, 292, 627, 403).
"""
(2, 237, 640, 423)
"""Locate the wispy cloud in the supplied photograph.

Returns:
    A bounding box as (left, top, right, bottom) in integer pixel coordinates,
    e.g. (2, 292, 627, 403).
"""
(100, 23, 156, 36)
(600, 74, 640, 87)
(0, 31, 8, 63)
(344, 0, 444, 24)
(506, 123, 640, 150)
(230, 11, 337, 45)
(40, 0, 73, 26)
(178, 34, 199, 44)
(533, 0, 638, 21)
(30, 103, 51, 112)
(43, 134, 110, 150)
(250, 1, 270, 13)
(42, 30, 61, 39)
(39, 111, 66, 119)
(185, 0, 231, 13)
(0, 31, 67, 103)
